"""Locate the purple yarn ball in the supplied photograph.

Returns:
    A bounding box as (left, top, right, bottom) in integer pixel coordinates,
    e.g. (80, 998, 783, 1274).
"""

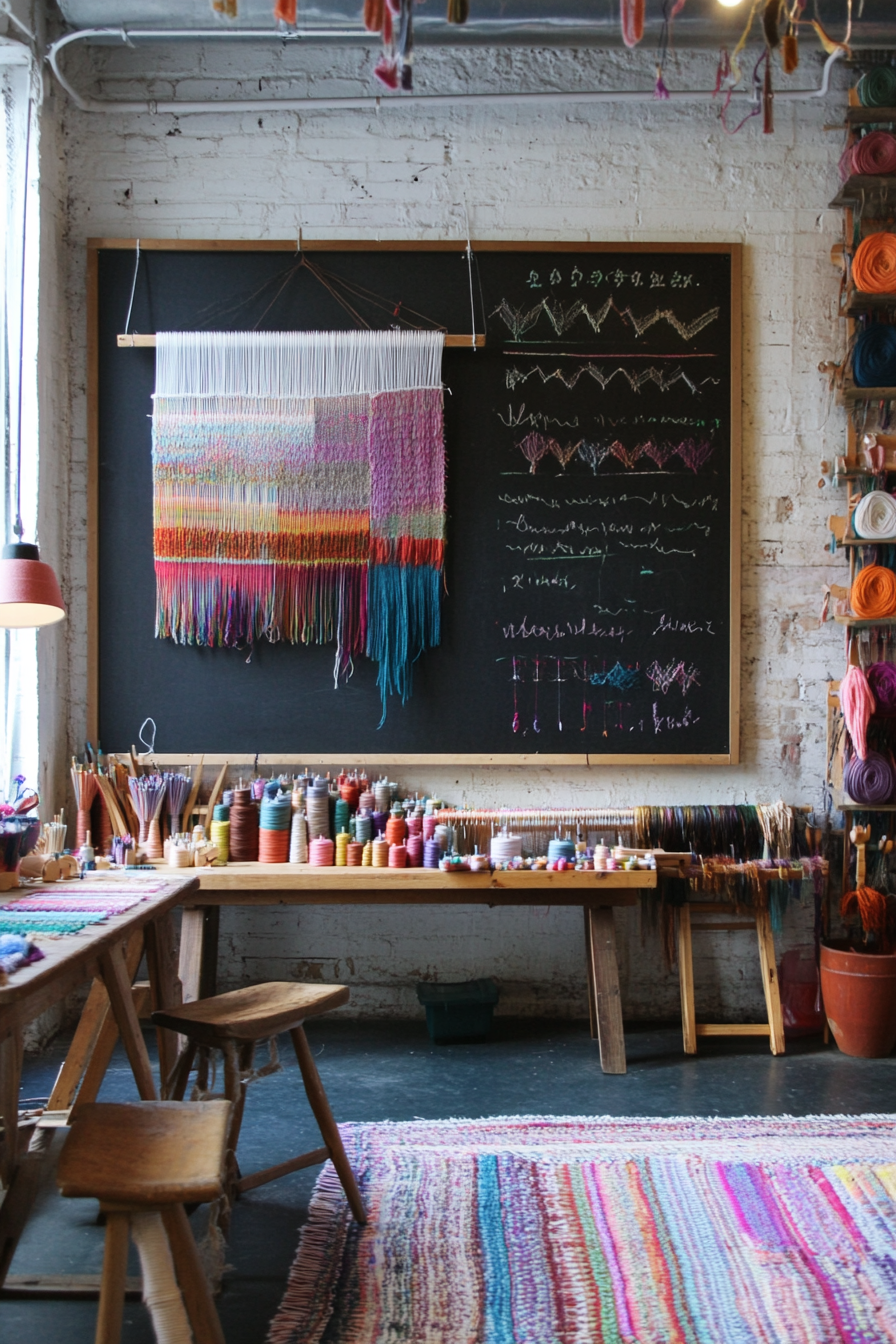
(845, 750, 896, 805)
(868, 662, 896, 715)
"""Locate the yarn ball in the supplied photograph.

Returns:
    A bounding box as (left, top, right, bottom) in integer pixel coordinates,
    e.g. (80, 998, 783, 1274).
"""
(851, 564, 896, 619)
(840, 663, 877, 760)
(853, 234, 896, 295)
(868, 662, 896, 714)
(845, 751, 896, 806)
(857, 67, 896, 109)
(851, 131, 896, 177)
(853, 324, 896, 388)
(853, 489, 896, 539)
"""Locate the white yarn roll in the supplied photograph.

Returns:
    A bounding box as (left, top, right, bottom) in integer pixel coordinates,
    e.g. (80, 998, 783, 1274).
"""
(289, 811, 308, 864)
(490, 833, 523, 862)
(854, 490, 896, 540)
(129, 1211, 193, 1344)
(155, 330, 444, 400)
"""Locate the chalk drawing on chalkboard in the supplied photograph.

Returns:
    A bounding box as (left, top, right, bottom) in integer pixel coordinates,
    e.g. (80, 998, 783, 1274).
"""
(491, 297, 721, 343)
(515, 434, 715, 475)
(505, 365, 720, 395)
(646, 660, 701, 696)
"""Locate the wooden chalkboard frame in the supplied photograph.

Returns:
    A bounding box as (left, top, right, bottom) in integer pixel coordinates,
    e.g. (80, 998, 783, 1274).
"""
(86, 238, 742, 766)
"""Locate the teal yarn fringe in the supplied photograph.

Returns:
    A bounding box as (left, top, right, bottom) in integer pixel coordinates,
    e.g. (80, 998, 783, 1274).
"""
(367, 564, 441, 725)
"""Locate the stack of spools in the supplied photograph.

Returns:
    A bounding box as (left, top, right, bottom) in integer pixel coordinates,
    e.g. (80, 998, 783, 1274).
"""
(305, 778, 330, 842)
(210, 804, 230, 864)
(229, 786, 259, 861)
(309, 836, 334, 866)
(289, 809, 308, 863)
(259, 791, 291, 863)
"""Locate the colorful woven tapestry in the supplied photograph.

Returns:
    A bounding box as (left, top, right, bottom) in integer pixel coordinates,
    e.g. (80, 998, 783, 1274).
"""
(270, 1112, 896, 1344)
(153, 330, 445, 715)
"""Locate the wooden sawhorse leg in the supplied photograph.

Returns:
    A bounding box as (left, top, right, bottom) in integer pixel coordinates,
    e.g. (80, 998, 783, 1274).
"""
(584, 905, 627, 1075)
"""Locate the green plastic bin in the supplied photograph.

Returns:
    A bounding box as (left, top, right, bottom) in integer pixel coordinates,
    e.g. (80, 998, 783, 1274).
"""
(416, 978, 500, 1042)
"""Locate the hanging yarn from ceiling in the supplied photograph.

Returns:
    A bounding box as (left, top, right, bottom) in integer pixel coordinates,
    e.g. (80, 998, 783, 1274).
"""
(844, 751, 895, 806)
(851, 564, 896, 619)
(854, 488, 896, 540)
(857, 67, 896, 110)
(852, 325, 896, 389)
(366, 0, 414, 90)
(152, 330, 445, 721)
(273, 0, 297, 22)
(848, 131, 896, 178)
(840, 664, 876, 759)
(868, 662, 896, 715)
(852, 234, 896, 295)
(620, 0, 644, 48)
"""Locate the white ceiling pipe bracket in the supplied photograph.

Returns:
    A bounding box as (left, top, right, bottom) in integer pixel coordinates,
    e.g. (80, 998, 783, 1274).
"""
(46, 25, 844, 116)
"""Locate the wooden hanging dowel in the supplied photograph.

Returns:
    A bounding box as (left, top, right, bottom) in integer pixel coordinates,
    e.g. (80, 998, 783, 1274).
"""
(117, 333, 485, 349)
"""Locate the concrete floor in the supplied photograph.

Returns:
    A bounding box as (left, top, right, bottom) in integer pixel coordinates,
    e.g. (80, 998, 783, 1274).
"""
(3, 1018, 896, 1343)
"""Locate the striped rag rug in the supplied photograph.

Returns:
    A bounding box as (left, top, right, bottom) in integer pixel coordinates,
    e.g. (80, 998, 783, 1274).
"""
(269, 1112, 896, 1344)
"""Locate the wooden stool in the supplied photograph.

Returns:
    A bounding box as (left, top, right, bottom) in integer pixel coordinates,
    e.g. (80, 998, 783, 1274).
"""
(152, 982, 367, 1225)
(56, 1100, 230, 1344)
(677, 903, 786, 1056)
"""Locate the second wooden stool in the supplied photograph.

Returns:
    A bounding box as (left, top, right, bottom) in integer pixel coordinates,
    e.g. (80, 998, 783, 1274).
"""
(57, 1099, 230, 1344)
(152, 981, 367, 1225)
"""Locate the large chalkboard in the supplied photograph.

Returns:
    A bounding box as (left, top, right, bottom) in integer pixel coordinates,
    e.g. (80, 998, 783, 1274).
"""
(89, 241, 740, 763)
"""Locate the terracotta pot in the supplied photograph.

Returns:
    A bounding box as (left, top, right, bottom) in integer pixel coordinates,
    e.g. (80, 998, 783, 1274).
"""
(820, 941, 896, 1058)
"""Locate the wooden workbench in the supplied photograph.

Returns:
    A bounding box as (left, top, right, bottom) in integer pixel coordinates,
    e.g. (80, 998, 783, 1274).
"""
(0, 872, 199, 1289)
(174, 864, 656, 1077)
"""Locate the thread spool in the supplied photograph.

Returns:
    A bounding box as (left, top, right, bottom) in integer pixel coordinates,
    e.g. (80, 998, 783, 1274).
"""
(355, 811, 373, 845)
(548, 838, 576, 863)
(359, 789, 375, 813)
(362, 840, 373, 866)
(347, 840, 364, 866)
(407, 814, 423, 838)
(309, 836, 335, 867)
(372, 810, 388, 837)
(334, 798, 352, 836)
(144, 817, 163, 860)
(259, 797, 292, 833)
(388, 843, 407, 868)
(210, 819, 230, 864)
(92, 790, 114, 857)
(252, 778, 266, 801)
(335, 831, 350, 867)
(385, 813, 407, 846)
(289, 811, 308, 863)
(372, 837, 390, 868)
(305, 782, 331, 842)
(168, 843, 193, 869)
(406, 833, 424, 867)
(222, 790, 234, 807)
(434, 824, 452, 852)
(229, 788, 259, 862)
(258, 829, 290, 863)
(423, 838, 442, 868)
(423, 814, 437, 842)
(340, 780, 360, 809)
(490, 832, 522, 863)
(374, 781, 391, 814)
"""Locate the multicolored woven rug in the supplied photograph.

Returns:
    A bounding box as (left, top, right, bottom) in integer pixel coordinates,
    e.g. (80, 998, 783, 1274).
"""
(269, 1113, 896, 1344)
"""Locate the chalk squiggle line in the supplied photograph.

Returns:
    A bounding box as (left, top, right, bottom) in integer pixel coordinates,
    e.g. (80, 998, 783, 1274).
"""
(646, 660, 701, 696)
(506, 363, 720, 395)
(516, 432, 715, 475)
(590, 661, 641, 690)
(492, 296, 721, 342)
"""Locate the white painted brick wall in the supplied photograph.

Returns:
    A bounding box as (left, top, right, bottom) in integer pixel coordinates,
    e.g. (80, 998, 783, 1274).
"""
(44, 42, 849, 1019)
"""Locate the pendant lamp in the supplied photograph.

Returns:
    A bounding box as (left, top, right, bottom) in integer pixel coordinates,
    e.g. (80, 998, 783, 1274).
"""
(0, 95, 65, 630)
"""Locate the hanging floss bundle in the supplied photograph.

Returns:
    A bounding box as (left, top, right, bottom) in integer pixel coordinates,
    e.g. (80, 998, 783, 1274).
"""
(153, 331, 445, 723)
(127, 775, 167, 857)
(853, 489, 896, 539)
(852, 326, 896, 390)
(851, 564, 896, 619)
(840, 664, 876, 759)
(163, 772, 192, 836)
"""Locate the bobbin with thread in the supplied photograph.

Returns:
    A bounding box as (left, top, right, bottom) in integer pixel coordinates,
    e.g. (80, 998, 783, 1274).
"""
(289, 811, 308, 863)
(423, 838, 442, 868)
(385, 812, 407, 846)
(371, 836, 390, 867)
(388, 843, 407, 868)
(406, 833, 423, 867)
(309, 835, 334, 867)
(361, 840, 373, 866)
(407, 814, 423, 838)
(347, 840, 364, 866)
(355, 811, 373, 845)
(211, 804, 230, 864)
(423, 814, 437, 842)
(335, 831, 350, 866)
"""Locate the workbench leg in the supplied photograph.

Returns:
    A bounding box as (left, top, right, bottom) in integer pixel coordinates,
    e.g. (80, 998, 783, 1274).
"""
(755, 910, 786, 1057)
(0, 1027, 25, 1286)
(677, 906, 698, 1055)
(48, 933, 145, 1114)
(583, 907, 598, 1039)
(587, 907, 626, 1075)
(144, 912, 184, 1094)
(178, 906, 220, 1005)
(98, 943, 158, 1100)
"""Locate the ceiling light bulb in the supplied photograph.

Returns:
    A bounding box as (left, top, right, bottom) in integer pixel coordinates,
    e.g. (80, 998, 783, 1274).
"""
(717, 0, 745, 7)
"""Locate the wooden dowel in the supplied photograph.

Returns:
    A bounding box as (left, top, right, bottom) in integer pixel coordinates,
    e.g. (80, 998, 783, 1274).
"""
(118, 333, 485, 349)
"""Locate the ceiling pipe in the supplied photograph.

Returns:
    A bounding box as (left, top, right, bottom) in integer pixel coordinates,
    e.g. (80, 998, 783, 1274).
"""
(46, 25, 844, 116)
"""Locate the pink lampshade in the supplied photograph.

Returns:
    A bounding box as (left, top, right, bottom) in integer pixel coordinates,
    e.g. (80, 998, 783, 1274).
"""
(0, 543, 65, 628)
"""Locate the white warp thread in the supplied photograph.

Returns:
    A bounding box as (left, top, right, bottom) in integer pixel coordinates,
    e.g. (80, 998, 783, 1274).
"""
(155, 329, 445, 400)
(129, 1211, 193, 1344)
(854, 490, 896, 540)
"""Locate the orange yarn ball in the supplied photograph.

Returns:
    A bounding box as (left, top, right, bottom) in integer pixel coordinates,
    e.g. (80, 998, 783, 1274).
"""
(851, 564, 896, 619)
(853, 233, 896, 295)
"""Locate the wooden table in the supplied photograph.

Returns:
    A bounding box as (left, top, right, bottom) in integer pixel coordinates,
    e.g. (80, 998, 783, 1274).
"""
(175, 865, 655, 1077)
(0, 872, 198, 1289)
